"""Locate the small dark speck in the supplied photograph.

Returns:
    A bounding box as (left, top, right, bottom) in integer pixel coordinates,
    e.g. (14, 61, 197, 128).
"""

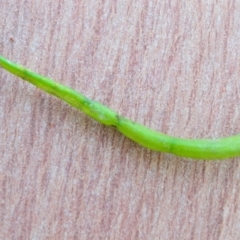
(116, 114, 121, 122)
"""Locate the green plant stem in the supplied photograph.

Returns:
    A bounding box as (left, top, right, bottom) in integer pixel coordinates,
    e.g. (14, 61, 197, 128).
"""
(1, 54, 239, 160)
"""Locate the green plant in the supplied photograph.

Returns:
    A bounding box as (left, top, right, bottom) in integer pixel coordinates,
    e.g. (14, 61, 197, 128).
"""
(1, 54, 239, 160)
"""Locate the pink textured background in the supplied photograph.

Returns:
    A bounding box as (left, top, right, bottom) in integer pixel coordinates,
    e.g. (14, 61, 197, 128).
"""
(1, 1, 240, 239)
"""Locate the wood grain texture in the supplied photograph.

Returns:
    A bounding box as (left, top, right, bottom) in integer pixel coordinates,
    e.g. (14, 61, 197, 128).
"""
(1, 0, 240, 239)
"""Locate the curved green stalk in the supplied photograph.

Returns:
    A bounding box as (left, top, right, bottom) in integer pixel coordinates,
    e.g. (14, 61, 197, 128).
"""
(0, 54, 239, 160)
